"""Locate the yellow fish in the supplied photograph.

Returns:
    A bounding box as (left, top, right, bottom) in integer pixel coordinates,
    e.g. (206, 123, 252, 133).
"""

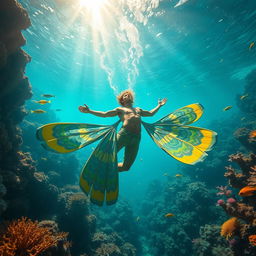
(240, 94, 248, 100)
(31, 109, 46, 114)
(249, 130, 256, 139)
(249, 42, 255, 50)
(165, 213, 174, 218)
(223, 106, 232, 111)
(33, 100, 51, 104)
(41, 94, 55, 98)
(175, 174, 183, 178)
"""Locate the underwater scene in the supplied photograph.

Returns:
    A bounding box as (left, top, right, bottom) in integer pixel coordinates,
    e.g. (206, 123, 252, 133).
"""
(1, 0, 256, 255)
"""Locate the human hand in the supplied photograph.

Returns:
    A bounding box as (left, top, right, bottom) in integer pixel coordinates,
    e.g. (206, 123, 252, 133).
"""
(78, 104, 90, 113)
(158, 98, 167, 106)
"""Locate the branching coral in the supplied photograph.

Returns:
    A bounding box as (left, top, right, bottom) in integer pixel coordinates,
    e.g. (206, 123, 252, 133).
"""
(95, 243, 121, 256)
(0, 217, 68, 256)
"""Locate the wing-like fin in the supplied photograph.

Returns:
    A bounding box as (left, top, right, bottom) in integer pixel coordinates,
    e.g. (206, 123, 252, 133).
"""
(36, 123, 112, 153)
(142, 121, 217, 165)
(156, 103, 204, 125)
(79, 123, 119, 206)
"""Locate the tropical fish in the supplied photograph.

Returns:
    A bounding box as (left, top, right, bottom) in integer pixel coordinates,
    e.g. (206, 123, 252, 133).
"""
(31, 109, 46, 114)
(240, 94, 248, 100)
(249, 42, 255, 50)
(41, 157, 48, 161)
(241, 117, 246, 121)
(249, 130, 256, 139)
(249, 235, 256, 246)
(223, 106, 232, 111)
(165, 213, 175, 218)
(42, 94, 55, 98)
(163, 173, 169, 176)
(175, 174, 183, 178)
(238, 186, 256, 197)
(55, 109, 62, 111)
(33, 100, 51, 105)
(174, 0, 190, 8)
(136, 216, 140, 222)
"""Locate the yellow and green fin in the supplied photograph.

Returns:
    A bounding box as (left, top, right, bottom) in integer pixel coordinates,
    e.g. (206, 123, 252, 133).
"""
(79, 125, 119, 206)
(142, 103, 217, 165)
(36, 122, 112, 153)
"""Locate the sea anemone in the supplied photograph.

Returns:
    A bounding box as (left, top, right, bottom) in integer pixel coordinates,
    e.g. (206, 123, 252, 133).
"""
(217, 199, 225, 206)
(226, 198, 236, 204)
(220, 217, 240, 240)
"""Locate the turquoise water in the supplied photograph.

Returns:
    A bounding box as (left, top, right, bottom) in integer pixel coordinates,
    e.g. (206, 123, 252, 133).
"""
(20, 0, 256, 207)
(15, 2, 256, 255)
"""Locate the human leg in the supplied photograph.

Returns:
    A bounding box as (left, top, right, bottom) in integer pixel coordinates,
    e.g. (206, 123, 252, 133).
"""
(118, 136, 140, 172)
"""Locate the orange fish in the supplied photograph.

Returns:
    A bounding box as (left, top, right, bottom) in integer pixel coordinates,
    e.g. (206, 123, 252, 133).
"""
(165, 213, 175, 218)
(239, 186, 256, 197)
(249, 235, 256, 246)
(249, 130, 256, 139)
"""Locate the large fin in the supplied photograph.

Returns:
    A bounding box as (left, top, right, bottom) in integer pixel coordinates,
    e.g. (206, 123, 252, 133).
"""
(36, 122, 112, 153)
(142, 103, 217, 165)
(156, 103, 204, 125)
(79, 123, 119, 206)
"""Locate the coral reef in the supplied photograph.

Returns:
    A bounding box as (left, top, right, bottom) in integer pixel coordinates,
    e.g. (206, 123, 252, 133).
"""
(215, 152, 256, 255)
(193, 224, 233, 256)
(139, 178, 224, 256)
(93, 200, 141, 254)
(57, 192, 95, 256)
(92, 231, 136, 256)
(0, 217, 69, 256)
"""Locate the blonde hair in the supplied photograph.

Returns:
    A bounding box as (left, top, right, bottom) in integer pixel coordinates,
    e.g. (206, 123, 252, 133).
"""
(117, 90, 134, 106)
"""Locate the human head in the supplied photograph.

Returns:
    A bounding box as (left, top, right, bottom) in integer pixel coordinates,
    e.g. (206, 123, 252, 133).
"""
(117, 90, 134, 106)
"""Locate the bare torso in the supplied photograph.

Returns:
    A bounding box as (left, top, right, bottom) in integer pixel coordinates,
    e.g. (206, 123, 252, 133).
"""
(117, 107, 141, 134)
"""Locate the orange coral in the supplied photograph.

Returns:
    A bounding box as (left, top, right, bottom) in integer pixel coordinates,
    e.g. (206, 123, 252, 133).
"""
(220, 217, 240, 239)
(0, 217, 68, 256)
(249, 235, 256, 246)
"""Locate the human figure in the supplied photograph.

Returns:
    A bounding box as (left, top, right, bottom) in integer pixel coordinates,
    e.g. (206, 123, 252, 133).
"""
(79, 89, 167, 172)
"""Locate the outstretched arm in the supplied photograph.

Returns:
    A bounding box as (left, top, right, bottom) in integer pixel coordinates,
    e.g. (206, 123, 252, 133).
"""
(78, 104, 118, 117)
(140, 98, 167, 117)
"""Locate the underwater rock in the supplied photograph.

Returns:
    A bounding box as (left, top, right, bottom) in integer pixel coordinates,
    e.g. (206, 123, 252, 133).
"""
(234, 128, 256, 153)
(0, 0, 31, 54)
(237, 69, 256, 114)
(0, 0, 32, 218)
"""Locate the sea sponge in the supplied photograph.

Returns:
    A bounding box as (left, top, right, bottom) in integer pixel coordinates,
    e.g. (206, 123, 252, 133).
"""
(220, 217, 240, 239)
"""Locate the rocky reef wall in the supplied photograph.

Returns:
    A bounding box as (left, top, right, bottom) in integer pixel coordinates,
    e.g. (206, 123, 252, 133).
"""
(0, 0, 32, 217)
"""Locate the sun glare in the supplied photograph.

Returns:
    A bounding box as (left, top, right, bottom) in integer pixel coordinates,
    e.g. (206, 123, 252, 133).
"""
(79, 0, 107, 10)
